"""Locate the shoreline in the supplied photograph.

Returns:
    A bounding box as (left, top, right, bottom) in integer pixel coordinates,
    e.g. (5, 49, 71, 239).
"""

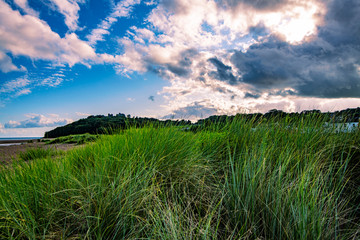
(0, 140, 76, 164)
(0, 139, 40, 144)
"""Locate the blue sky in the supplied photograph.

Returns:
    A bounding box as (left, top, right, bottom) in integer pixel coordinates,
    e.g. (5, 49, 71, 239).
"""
(0, 0, 360, 137)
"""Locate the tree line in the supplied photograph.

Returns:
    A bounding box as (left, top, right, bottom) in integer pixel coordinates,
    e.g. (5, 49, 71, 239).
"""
(44, 113, 191, 138)
(44, 108, 360, 138)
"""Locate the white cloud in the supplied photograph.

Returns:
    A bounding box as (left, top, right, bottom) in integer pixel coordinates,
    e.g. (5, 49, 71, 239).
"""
(40, 77, 63, 87)
(0, 78, 30, 94)
(4, 114, 73, 129)
(87, 0, 141, 45)
(0, 51, 26, 73)
(13, 0, 39, 17)
(76, 112, 91, 117)
(14, 88, 31, 97)
(0, 2, 60, 59)
(48, 0, 84, 31)
(111, 38, 148, 74)
(0, 77, 31, 105)
(144, 0, 157, 6)
(0, 1, 96, 69)
(61, 33, 97, 66)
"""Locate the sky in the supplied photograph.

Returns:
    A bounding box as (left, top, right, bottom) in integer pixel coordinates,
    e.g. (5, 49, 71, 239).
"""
(0, 0, 360, 137)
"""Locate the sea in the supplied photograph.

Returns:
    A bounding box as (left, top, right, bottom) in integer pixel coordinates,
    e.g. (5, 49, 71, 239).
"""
(0, 137, 41, 141)
(0, 137, 42, 146)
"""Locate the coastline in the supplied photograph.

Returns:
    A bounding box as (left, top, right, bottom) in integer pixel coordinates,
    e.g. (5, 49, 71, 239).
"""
(0, 139, 40, 144)
(0, 140, 76, 165)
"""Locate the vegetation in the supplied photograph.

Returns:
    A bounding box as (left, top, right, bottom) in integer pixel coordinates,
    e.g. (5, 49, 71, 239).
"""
(195, 107, 360, 129)
(44, 113, 191, 138)
(18, 148, 63, 161)
(0, 116, 359, 239)
(44, 108, 360, 139)
(47, 133, 98, 145)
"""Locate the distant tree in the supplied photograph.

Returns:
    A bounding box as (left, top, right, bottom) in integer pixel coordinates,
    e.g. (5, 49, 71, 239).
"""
(301, 110, 321, 115)
(264, 109, 286, 119)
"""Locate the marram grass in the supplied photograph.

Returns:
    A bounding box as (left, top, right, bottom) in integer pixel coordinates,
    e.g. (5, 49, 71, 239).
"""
(18, 147, 63, 162)
(0, 117, 359, 239)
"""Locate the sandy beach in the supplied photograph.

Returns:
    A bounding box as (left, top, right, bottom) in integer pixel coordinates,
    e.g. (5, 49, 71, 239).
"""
(0, 139, 77, 164)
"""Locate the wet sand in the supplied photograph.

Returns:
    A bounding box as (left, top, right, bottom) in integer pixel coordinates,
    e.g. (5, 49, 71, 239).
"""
(0, 139, 77, 164)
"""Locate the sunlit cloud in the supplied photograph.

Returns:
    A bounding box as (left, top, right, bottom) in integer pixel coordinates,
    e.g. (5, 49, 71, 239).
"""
(13, 0, 39, 17)
(0, 1, 96, 67)
(0, 52, 26, 73)
(251, 1, 325, 43)
(48, 0, 84, 31)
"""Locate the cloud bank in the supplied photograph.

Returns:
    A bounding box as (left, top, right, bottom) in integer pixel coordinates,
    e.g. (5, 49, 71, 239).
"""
(4, 114, 73, 129)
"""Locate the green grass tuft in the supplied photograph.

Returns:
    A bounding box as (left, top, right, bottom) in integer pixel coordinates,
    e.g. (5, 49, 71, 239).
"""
(18, 147, 63, 161)
(48, 133, 98, 145)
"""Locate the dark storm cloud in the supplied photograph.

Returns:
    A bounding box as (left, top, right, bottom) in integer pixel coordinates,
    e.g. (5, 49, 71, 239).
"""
(297, 63, 360, 98)
(166, 48, 197, 77)
(178, 48, 197, 66)
(166, 64, 189, 77)
(319, 0, 360, 46)
(244, 92, 261, 99)
(227, 0, 360, 98)
(208, 58, 238, 85)
(269, 89, 296, 97)
(146, 48, 197, 78)
(248, 23, 269, 40)
(231, 38, 303, 88)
